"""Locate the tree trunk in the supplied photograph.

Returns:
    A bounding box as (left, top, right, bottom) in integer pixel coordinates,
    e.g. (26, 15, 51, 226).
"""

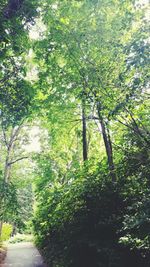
(97, 103, 116, 182)
(0, 126, 19, 238)
(4, 149, 11, 183)
(0, 147, 11, 238)
(82, 98, 88, 162)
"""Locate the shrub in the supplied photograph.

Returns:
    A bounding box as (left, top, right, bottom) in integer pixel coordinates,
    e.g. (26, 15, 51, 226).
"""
(34, 160, 150, 267)
(34, 166, 125, 267)
(1, 223, 13, 242)
(9, 233, 33, 244)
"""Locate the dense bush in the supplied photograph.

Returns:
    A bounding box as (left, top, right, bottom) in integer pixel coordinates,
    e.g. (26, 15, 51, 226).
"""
(117, 143, 150, 266)
(1, 223, 13, 242)
(33, 161, 150, 267)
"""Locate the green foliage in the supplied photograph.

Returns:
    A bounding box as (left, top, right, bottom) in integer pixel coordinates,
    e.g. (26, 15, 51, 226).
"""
(31, 1, 150, 266)
(14, 185, 34, 233)
(0, 0, 38, 129)
(34, 166, 119, 267)
(117, 134, 150, 258)
(0, 180, 18, 221)
(33, 128, 150, 266)
(0, 0, 38, 239)
(8, 234, 33, 244)
(1, 223, 12, 242)
(0, 1, 149, 267)
(0, 80, 35, 127)
(33, 157, 150, 267)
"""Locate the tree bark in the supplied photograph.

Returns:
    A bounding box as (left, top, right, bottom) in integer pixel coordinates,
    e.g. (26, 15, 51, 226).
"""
(0, 136, 12, 238)
(0, 124, 22, 238)
(82, 98, 88, 162)
(97, 103, 116, 182)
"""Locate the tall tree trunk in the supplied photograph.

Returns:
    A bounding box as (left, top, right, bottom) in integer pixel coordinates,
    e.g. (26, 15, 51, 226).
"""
(0, 145, 12, 238)
(4, 148, 11, 183)
(82, 98, 88, 162)
(0, 126, 18, 238)
(97, 103, 116, 182)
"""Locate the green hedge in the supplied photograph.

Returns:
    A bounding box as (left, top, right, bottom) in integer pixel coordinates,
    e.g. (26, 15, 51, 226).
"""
(33, 163, 150, 267)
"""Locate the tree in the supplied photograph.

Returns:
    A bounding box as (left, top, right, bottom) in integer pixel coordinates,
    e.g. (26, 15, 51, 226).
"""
(33, 0, 149, 181)
(0, 0, 38, 237)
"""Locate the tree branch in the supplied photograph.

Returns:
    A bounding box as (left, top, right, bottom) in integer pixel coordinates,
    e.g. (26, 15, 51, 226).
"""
(1, 122, 8, 148)
(8, 156, 28, 166)
(117, 118, 150, 146)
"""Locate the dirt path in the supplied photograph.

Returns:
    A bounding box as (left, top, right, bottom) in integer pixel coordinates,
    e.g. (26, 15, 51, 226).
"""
(2, 242, 46, 267)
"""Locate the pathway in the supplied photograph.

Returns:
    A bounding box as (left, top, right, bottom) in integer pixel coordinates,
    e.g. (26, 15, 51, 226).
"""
(2, 242, 46, 267)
